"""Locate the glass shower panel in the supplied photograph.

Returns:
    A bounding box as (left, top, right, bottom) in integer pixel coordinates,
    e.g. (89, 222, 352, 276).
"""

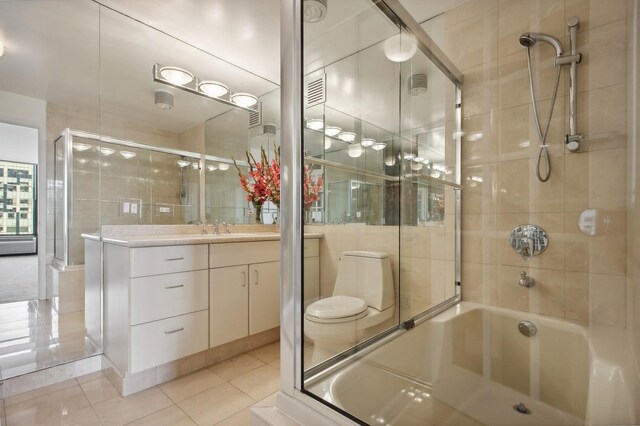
(53, 136, 65, 264)
(398, 37, 460, 321)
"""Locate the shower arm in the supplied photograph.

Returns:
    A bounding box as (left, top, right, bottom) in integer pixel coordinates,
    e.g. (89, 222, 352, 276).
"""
(563, 17, 582, 151)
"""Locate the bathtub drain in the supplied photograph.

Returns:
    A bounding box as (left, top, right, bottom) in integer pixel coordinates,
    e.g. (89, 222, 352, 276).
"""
(513, 403, 531, 415)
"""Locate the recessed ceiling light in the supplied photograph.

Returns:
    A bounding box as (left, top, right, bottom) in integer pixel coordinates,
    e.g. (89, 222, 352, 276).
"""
(72, 143, 91, 152)
(119, 151, 136, 159)
(199, 81, 229, 98)
(348, 145, 362, 158)
(218, 163, 230, 171)
(230, 93, 258, 108)
(338, 132, 356, 142)
(325, 126, 341, 137)
(159, 66, 194, 85)
(361, 138, 376, 147)
(306, 118, 323, 131)
(99, 147, 115, 156)
(176, 160, 191, 168)
(303, 0, 327, 22)
(371, 142, 387, 151)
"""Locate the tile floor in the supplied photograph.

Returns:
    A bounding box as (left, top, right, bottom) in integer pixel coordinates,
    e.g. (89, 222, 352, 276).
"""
(0, 300, 99, 380)
(0, 255, 38, 304)
(0, 341, 281, 425)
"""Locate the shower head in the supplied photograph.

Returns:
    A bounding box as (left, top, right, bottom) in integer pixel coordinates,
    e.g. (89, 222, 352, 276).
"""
(519, 32, 564, 57)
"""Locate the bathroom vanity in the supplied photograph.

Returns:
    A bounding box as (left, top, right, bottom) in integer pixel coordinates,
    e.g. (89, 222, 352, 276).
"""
(92, 228, 322, 394)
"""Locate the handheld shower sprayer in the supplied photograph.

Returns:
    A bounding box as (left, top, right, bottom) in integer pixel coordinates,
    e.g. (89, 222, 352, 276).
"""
(519, 17, 581, 183)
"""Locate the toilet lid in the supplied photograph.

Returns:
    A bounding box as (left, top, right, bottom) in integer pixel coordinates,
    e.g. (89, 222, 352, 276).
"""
(306, 296, 368, 319)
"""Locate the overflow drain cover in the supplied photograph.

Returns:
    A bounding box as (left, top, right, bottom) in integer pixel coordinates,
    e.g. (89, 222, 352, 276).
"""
(513, 403, 531, 415)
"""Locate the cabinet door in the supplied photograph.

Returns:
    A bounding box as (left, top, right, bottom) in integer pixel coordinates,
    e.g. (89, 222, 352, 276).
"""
(249, 261, 280, 334)
(210, 266, 249, 347)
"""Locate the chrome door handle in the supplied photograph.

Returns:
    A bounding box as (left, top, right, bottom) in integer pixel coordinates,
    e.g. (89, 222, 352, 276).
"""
(164, 284, 184, 289)
(164, 327, 184, 334)
(242, 270, 246, 287)
(254, 269, 259, 285)
(165, 257, 184, 262)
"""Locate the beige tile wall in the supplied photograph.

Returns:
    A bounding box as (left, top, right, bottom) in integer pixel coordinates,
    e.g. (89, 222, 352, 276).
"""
(443, 0, 630, 326)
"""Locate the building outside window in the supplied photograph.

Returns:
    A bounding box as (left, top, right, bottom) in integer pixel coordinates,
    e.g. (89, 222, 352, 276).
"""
(0, 160, 36, 236)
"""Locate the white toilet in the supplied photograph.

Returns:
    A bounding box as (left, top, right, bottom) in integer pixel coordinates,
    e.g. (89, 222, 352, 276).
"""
(304, 251, 395, 350)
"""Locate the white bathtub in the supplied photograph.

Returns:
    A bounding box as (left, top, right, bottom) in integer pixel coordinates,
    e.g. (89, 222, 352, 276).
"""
(307, 302, 639, 426)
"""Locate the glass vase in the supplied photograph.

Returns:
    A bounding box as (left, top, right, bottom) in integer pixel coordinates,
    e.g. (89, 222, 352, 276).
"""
(254, 203, 263, 224)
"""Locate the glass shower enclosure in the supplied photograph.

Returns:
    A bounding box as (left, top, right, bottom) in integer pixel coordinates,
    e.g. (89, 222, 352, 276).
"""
(53, 129, 200, 268)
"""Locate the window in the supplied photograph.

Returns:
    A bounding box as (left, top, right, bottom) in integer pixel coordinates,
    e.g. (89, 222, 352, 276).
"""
(19, 213, 27, 219)
(7, 213, 15, 219)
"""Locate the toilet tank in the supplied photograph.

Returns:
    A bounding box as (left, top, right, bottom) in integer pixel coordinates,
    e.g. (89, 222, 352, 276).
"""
(333, 251, 394, 311)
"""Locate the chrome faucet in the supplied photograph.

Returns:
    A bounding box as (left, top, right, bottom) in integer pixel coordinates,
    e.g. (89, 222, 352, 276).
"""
(194, 220, 209, 235)
(221, 221, 232, 234)
(519, 237, 535, 261)
(211, 220, 221, 235)
(519, 271, 535, 288)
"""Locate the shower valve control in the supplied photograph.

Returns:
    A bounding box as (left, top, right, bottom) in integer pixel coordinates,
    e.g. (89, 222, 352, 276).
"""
(509, 225, 548, 261)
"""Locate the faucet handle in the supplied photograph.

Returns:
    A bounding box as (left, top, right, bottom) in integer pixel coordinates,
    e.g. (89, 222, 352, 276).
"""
(519, 237, 534, 261)
(221, 221, 232, 234)
(212, 220, 221, 235)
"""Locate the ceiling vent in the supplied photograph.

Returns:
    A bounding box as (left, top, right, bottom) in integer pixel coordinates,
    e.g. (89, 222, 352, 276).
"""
(305, 74, 326, 107)
(408, 73, 428, 95)
(249, 102, 263, 128)
(154, 90, 174, 110)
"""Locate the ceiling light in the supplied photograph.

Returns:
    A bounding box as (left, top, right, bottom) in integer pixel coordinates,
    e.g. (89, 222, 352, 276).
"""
(199, 81, 229, 98)
(338, 132, 356, 142)
(422, 159, 430, 165)
(413, 156, 425, 162)
(72, 143, 91, 152)
(325, 138, 332, 150)
(218, 163, 230, 171)
(384, 32, 417, 62)
(372, 142, 387, 151)
(176, 160, 191, 168)
(361, 138, 375, 147)
(384, 155, 396, 166)
(119, 151, 136, 159)
(411, 162, 423, 171)
(403, 152, 416, 160)
(99, 147, 115, 156)
(430, 170, 441, 178)
(159, 66, 194, 85)
(306, 118, 324, 131)
(325, 126, 341, 137)
(303, 0, 327, 22)
(348, 145, 362, 158)
(206, 164, 218, 172)
(191, 162, 200, 169)
(230, 93, 258, 108)
(154, 90, 174, 110)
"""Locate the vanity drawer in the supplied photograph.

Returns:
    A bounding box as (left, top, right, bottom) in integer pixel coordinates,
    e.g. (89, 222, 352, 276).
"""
(304, 238, 319, 258)
(129, 310, 208, 373)
(130, 270, 208, 325)
(210, 241, 280, 268)
(130, 244, 208, 277)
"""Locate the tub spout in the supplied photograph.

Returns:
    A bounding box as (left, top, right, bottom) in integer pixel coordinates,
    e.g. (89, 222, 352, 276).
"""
(519, 271, 535, 288)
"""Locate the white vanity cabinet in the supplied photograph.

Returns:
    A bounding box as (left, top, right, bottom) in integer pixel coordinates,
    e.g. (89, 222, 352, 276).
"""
(103, 243, 209, 375)
(209, 241, 280, 347)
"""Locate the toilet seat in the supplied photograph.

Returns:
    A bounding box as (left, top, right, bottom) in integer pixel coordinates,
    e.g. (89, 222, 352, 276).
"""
(305, 296, 368, 324)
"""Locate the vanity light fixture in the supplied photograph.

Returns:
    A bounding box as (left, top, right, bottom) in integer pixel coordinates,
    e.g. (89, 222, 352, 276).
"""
(361, 138, 376, 147)
(153, 64, 259, 112)
(338, 132, 356, 142)
(72, 143, 91, 152)
(191, 162, 200, 170)
(99, 147, 115, 156)
(198, 81, 229, 98)
(371, 141, 387, 151)
(158, 66, 194, 85)
(306, 118, 324, 131)
(206, 164, 218, 172)
(119, 151, 136, 159)
(176, 160, 191, 168)
(218, 163, 230, 171)
(348, 144, 363, 158)
(325, 126, 342, 137)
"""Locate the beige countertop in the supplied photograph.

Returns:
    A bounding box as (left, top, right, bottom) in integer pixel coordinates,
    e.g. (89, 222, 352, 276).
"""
(83, 231, 323, 247)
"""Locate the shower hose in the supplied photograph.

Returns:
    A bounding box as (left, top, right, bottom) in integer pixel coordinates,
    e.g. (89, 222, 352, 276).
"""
(525, 47, 561, 183)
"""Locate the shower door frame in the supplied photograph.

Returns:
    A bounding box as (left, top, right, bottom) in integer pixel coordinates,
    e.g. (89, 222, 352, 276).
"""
(279, 0, 464, 422)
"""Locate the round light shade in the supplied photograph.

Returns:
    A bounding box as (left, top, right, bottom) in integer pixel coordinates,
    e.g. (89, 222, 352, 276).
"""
(303, 0, 327, 22)
(206, 164, 218, 172)
(306, 118, 324, 131)
(411, 161, 423, 171)
(119, 151, 137, 159)
(99, 147, 115, 156)
(371, 142, 387, 151)
(325, 126, 342, 137)
(191, 162, 200, 169)
(348, 144, 362, 158)
(230, 93, 258, 108)
(176, 160, 191, 168)
(384, 33, 417, 62)
(384, 155, 396, 166)
(361, 138, 376, 147)
(159, 66, 194, 85)
(338, 132, 356, 142)
(72, 143, 91, 152)
(218, 163, 230, 171)
(199, 81, 229, 98)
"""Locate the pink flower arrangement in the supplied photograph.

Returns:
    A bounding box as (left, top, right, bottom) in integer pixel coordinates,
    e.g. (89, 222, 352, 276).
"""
(233, 145, 280, 223)
(303, 165, 323, 209)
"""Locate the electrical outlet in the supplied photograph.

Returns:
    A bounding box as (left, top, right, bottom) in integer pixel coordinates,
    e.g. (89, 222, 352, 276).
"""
(131, 203, 138, 214)
(123, 202, 130, 214)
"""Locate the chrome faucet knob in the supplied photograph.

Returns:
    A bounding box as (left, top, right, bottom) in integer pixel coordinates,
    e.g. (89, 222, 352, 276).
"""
(221, 221, 231, 234)
(212, 220, 221, 235)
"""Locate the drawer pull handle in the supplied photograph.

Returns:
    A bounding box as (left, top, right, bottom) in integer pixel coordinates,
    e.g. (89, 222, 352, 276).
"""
(254, 269, 259, 285)
(164, 284, 184, 290)
(164, 327, 184, 335)
(165, 257, 184, 262)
